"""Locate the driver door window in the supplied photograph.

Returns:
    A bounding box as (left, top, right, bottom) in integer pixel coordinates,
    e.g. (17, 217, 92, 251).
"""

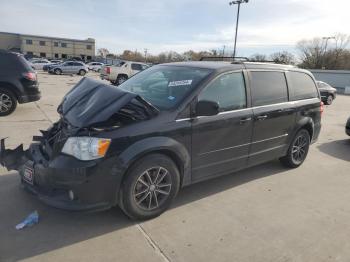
(198, 72, 246, 112)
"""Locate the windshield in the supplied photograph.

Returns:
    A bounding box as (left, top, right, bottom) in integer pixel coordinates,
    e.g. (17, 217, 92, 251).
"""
(118, 65, 213, 110)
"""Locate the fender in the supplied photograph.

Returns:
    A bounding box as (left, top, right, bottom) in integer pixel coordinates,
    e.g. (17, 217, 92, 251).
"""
(118, 136, 191, 186)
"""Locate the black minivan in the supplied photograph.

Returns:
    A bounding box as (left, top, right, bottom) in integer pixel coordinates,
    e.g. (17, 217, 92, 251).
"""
(0, 50, 40, 116)
(0, 62, 322, 220)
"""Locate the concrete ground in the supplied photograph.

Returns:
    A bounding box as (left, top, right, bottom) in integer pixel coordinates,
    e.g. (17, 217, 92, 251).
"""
(0, 71, 349, 262)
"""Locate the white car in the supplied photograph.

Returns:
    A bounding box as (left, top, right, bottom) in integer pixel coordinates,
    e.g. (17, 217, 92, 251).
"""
(30, 59, 51, 70)
(87, 62, 104, 72)
(100, 61, 150, 85)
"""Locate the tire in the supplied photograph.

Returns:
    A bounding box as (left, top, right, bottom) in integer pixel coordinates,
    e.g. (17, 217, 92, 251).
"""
(325, 94, 333, 105)
(280, 129, 310, 168)
(119, 154, 180, 220)
(0, 88, 17, 116)
(54, 68, 62, 75)
(116, 75, 128, 86)
(79, 70, 86, 76)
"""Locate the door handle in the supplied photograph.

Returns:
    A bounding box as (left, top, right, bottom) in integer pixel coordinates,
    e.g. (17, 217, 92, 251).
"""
(240, 117, 252, 124)
(256, 115, 268, 121)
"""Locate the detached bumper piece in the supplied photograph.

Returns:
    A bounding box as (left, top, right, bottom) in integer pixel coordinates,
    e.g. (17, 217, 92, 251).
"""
(0, 138, 29, 171)
(0, 138, 116, 212)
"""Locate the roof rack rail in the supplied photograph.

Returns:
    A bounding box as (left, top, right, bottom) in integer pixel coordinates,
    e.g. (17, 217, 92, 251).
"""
(199, 56, 250, 62)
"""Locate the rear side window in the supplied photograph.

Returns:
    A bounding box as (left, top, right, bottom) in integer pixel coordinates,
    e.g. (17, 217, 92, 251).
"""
(250, 71, 288, 106)
(131, 63, 143, 71)
(199, 72, 246, 112)
(288, 72, 318, 100)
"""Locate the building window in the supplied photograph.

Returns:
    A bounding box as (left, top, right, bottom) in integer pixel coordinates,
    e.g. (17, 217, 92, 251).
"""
(54, 42, 59, 47)
(27, 52, 33, 56)
(39, 41, 46, 46)
(26, 39, 32, 45)
(54, 53, 59, 58)
(61, 54, 67, 59)
(61, 43, 67, 48)
(40, 53, 46, 58)
(86, 45, 92, 50)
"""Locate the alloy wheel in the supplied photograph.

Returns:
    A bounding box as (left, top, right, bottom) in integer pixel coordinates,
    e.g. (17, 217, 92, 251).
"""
(0, 93, 13, 113)
(133, 167, 172, 211)
(291, 134, 308, 164)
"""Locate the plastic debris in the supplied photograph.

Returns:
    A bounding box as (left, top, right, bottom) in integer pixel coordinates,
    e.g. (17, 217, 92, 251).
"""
(15, 211, 39, 230)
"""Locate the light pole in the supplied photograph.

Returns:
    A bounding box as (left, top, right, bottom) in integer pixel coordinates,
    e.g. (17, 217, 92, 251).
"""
(144, 48, 148, 63)
(229, 0, 249, 58)
(322, 36, 335, 69)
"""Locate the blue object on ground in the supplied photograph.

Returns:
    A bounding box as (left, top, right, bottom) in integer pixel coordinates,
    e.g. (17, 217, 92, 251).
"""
(15, 211, 39, 230)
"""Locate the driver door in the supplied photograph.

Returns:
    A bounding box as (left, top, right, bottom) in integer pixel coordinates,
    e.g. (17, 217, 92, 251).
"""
(191, 71, 253, 182)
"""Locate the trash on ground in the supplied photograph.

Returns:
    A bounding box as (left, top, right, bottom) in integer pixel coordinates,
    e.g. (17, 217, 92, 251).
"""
(15, 211, 39, 230)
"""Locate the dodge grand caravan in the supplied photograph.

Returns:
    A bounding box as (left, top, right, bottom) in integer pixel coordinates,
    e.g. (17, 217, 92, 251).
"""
(0, 62, 322, 220)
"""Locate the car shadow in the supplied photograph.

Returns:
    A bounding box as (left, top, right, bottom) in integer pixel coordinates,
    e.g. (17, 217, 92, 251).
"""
(0, 160, 287, 261)
(317, 139, 350, 162)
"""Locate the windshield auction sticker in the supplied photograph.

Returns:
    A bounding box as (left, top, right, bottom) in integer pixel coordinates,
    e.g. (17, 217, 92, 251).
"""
(168, 80, 193, 87)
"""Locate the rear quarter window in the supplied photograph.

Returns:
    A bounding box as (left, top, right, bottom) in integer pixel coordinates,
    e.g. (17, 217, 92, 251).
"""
(288, 71, 318, 100)
(250, 71, 288, 106)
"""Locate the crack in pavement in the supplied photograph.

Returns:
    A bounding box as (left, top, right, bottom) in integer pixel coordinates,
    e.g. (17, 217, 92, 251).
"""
(35, 102, 53, 123)
(136, 224, 171, 262)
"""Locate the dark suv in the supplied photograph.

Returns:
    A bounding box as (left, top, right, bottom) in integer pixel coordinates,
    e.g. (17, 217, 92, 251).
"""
(0, 50, 40, 116)
(0, 62, 322, 220)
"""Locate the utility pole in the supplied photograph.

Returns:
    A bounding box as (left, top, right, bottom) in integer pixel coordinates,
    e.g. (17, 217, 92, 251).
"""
(229, 0, 249, 58)
(322, 36, 335, 69)
(222, 45, 226, 56)
(144, 48, 148, 63)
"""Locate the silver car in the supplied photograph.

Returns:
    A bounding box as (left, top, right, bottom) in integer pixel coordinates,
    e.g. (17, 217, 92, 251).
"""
(49, 61, 88, 76)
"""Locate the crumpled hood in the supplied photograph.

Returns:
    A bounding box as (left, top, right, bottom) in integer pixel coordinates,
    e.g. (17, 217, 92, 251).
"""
(57, 77, 157, 128)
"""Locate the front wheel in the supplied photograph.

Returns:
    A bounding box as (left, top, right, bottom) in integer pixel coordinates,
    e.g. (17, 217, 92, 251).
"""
(280, 129, 310, 168)
(0, 88, 17, 116)
(54, 68, 62, 75)
(79, 70, 86, 76)
(119, 154, 180, 220)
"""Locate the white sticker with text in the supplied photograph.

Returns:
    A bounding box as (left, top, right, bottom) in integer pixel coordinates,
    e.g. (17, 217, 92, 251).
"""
(168, 80, 193, 87)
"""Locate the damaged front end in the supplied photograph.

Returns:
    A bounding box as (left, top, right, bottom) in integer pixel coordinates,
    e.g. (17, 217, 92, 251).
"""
(0, 77, 159, 211)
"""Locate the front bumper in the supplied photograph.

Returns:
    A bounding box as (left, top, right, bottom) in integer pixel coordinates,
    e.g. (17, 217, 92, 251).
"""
(1, 141, 124, 212)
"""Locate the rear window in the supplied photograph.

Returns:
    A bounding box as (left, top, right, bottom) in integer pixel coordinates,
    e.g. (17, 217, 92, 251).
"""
(250, 71, 288, 106)
(288, 72, 318, 100)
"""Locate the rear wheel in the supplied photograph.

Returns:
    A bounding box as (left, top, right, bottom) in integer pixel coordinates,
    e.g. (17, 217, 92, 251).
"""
(79, 69, 86, 76)
(0, 88, 17, 116)
(280, 129, 310, 168)
(119, 154, 180, 220)
(116, 75, 128, 86)
(325, 94, 333, 105)
(54, 68, 62, 75)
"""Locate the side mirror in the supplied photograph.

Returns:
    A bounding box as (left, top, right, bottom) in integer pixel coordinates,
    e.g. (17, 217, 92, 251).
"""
(195, 100, 219, 117)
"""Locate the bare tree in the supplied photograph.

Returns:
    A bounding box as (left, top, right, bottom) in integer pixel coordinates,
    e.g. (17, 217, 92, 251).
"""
(250, 53, 267, 62)
(97, 48, 110, 58)
(270, 51, 295, 65)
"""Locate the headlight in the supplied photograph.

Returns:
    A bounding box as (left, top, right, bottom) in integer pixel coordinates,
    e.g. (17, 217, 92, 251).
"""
(61, 137, 111, 161)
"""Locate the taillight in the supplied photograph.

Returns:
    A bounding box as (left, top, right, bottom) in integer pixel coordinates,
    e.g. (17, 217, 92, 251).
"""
(105, 67, 111, 74)
(320, 101, 324, 116)
(23, 72, 37, 81)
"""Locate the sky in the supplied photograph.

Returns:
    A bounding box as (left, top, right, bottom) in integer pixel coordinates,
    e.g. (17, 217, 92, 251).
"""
(0, 0, 349, 57)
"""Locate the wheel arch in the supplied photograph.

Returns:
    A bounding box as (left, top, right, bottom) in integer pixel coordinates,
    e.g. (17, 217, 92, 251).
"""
(294, 117, 314, 141)
(0, 82, 19, 100)
(118, 137, 191, 188)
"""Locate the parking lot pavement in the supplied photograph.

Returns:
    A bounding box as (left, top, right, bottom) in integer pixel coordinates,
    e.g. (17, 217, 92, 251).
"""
(0, 72, 349, 262)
